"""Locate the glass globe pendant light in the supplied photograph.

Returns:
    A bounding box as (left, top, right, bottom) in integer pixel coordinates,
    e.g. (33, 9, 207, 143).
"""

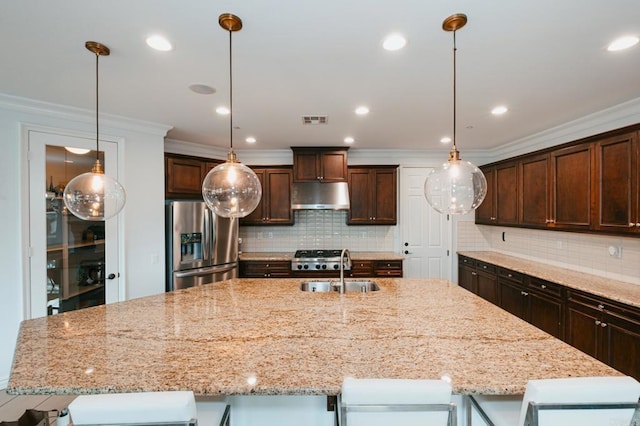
(63, 41, 126, 221)
(424, 14, 487, 215)
(202, 14, 262, 218)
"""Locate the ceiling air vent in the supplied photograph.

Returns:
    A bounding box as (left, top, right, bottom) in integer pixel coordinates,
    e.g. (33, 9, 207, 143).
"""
(302, 115, 328, 125)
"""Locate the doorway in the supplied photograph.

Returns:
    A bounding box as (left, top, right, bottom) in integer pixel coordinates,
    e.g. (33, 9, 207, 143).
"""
(400, 166, 451, 279)
(27, 129, 122, 319)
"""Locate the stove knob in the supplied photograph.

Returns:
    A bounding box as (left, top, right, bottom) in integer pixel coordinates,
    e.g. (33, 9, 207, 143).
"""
(322, 264, 327, 269)
(297, 265, 302, 270)
(333, 264, 339, 270)
(304, 265, 309, 269)
(315, 265, 321, 270)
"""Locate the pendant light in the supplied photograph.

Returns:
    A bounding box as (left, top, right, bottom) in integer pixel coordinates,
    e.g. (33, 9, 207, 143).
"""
(63, 41, 126, 221)
(424, 14, 487, 215)
(202, 14, 262, 218)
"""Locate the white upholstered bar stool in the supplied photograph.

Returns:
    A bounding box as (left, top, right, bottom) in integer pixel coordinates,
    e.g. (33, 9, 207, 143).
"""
(67, 391, 230, 426)
(468, 376, 640, 426)
(339, 378, 456, 426)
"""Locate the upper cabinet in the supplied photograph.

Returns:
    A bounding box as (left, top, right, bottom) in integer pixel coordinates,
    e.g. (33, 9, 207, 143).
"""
(240, 167, 294, 226)
(347, 166, 397, 225)
(550, 143, 593, 231)
(476, 162, 518, 225)
(476, 124, 640, 237)
(165, 153, 223, 199)
(292, 147, 348, 182)
(593, 131, 639, 234)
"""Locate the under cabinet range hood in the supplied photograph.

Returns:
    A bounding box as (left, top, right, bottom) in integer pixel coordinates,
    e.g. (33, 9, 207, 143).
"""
(291, 181, 350, 210)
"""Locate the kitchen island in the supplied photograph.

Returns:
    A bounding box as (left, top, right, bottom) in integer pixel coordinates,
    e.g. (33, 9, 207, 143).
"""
(8, 278, 619, 397)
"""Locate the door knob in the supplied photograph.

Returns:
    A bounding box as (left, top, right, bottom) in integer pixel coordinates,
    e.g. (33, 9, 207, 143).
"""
(404, 242, 409, 246)
(107, 273, 117, 280)
(404, 250, 412, 255)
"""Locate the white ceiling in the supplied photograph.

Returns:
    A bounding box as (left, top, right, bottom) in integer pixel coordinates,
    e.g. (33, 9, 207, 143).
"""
(1, 0, 639, 152)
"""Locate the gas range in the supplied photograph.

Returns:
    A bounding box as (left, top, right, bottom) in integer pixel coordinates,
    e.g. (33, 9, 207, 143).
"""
(291, 249, 352, 272)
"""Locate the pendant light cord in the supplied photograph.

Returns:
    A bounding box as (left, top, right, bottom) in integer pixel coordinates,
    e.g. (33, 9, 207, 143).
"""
(452, 30, 457, 152)
(95, 51, 100, 162)
(228, 28, 233, 151)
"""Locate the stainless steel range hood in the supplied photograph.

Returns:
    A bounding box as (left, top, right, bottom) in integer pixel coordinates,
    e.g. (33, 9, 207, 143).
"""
(291, 181, 350, 210)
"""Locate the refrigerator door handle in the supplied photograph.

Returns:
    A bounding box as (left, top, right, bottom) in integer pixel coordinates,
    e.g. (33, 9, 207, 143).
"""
(174, 263, 238, 279)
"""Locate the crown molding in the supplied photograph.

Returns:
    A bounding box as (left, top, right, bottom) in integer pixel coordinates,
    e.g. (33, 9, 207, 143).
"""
(0, 93, 172, 137)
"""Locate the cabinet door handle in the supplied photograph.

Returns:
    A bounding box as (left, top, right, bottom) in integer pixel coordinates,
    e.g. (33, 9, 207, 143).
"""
(600, 322, 608, 328)
(595, 320, 601, 325)
(636, 223, 640, 227)
(521, 291, 529, 296)
(630, 223, 636, 227)
(471, 272, 477, 276)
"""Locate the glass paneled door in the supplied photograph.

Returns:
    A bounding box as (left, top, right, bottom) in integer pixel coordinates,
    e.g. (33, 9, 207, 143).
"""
(28, 129, 121, 318)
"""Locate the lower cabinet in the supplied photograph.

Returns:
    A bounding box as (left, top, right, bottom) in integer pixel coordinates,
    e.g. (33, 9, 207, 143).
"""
(239, 261, 292, 278)
(567, 290, 640, 379)
(459, 254, 639, 380)
(457, 255, 498, 304)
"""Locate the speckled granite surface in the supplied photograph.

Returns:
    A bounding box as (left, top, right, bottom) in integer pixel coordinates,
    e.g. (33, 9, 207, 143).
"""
(8, 278, 618, 397)
(239, 251, 404, 261)
(458, 251, 640, 309)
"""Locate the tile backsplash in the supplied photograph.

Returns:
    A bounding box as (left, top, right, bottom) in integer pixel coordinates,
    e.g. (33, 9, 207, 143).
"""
(457, 221, 640, 285)
(239, 210, 395, 252)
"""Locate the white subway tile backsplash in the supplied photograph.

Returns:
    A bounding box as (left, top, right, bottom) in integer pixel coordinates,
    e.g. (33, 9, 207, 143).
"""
(239, 210, 395, 252)
(457, 221, 639, 285)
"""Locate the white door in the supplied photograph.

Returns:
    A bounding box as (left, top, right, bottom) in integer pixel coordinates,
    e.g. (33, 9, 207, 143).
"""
(400, 167, 451, 278)
(27, 129, 122, 319)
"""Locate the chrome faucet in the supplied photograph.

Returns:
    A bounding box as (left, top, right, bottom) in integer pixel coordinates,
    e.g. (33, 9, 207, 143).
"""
(338, 248, 351, 294)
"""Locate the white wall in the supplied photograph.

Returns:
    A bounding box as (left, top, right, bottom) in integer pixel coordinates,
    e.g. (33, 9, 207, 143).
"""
(0, 94, 170, 387)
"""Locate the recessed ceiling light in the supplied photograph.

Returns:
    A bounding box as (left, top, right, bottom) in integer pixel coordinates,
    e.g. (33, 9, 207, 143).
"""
(440, 137, 452, 144)
(189, 84, 216, 95)
(216, 106, 230, 115)
(491, 105, 508, 115)
(146, 35, 173, 52)
(607, 35, 639, 51)
(355, 106, 370, 115)
(382, 33, 407, 51)
(344, 137, 355, 144)
(246, 137, 256, 144)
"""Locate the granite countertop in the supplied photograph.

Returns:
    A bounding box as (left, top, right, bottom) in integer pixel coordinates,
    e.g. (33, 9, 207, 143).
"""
(239, 251, 404, 261)
(458, 251, 640, 309)
(8, 278, 618, 397)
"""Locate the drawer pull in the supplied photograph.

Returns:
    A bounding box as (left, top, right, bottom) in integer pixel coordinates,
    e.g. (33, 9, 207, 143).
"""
(507, 273, 513, 278)
(540, 284, 547, 289)
(595, 320, 601, 325)
(600, 322, 608, 328)
(598, 304, 605, 310)
(521, 291, 529, 297)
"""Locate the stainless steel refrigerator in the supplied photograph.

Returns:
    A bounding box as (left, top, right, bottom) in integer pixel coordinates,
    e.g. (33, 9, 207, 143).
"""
(165, 200, 238, 291)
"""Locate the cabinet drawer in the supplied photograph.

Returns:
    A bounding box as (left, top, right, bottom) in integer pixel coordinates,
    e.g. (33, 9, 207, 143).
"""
(498, 267, 523, 283)
(374, 260, 403, 277)
(476, 261, 496, 274)
(350, 260, 374, 277)
(459, 256, 476, 267)
(528, 277, 563, 299)
(239, 261, 292, 278)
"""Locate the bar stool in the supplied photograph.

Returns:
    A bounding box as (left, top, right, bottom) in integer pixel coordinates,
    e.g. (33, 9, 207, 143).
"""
(339, 378, 456, 426)
(468, 376, 640, 426)
(67, 391, 230, 426)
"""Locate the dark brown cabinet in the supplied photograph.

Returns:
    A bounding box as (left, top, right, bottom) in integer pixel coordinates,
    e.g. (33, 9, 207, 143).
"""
(476, 124, 640, 237)
(457, 255, 498, 304)
(566, 290, 640, 379)
(347, 166, 397, 225)
(350, 260, 374, 277)
(239, 261, 292, 278)
(476, 162, 518, 225)
(240, 167, 294, 226)
(593, 131, 640, 234)
(519, 153, 551, 227)
(292, 147, 348, 182)
(476, 167, 495, 224)
(373, 260, 403, 277)
(550, 143, 593, 230)
(165, 153, 223, 199)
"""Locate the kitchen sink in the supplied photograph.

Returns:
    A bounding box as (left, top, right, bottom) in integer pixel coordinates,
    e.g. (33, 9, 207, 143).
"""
(299, 280, 380, 293)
